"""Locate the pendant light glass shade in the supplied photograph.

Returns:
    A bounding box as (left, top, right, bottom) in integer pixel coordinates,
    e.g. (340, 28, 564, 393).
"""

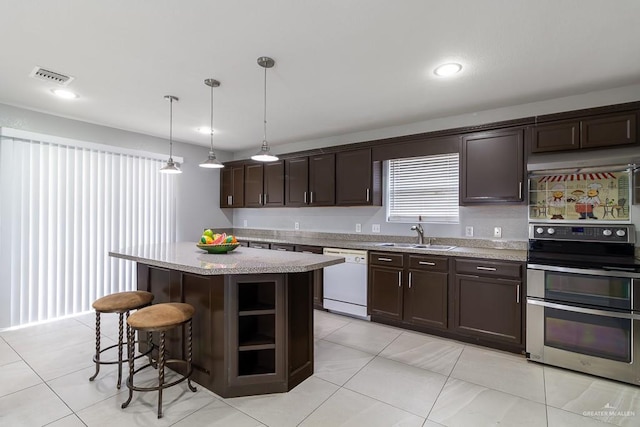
(251, 56, 278, 162)
(160, 95, 182, 174)
(200, 79, 224, 169)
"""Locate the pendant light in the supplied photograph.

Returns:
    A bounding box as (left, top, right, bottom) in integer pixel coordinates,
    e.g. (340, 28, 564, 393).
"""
(251, 56, 278, 162)
(159, 95, 182, 174)
(199, 78, 224, 168)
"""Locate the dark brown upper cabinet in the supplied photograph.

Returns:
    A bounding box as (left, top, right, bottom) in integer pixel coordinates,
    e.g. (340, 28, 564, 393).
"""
(263, 161, 285, 207)
(285, 157, 309, 206)
(244, 163, 264, 207)
(220, 164, 245, 208)
(530, 112, 637, 153)
(335, 148, 382, 206)
(530, 120, 580, 153)
(244, 161, 285, 208)
(461, 128, 524, 205)
(308, 154, 335, 206)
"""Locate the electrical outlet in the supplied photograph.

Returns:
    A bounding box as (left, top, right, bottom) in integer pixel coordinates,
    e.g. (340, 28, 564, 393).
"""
(494, 227, 502, 238)
(355, 223, 362, 233)
(372, 224, 380, 233)
(294, 222, 300, 230)
(465, 226, 474, 237)
(243, 220, 248, 227)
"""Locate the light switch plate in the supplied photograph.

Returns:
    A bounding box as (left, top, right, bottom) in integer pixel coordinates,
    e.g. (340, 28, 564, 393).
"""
(372, 224, 380, 233)
(294, 222, 300, 230)
(465, 226, 474, 237)
(355, 223, 362, 232)
(494, 227, 502, 238)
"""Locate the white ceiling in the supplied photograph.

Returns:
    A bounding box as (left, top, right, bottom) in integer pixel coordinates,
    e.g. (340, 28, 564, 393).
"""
(1, 1, 640, 154)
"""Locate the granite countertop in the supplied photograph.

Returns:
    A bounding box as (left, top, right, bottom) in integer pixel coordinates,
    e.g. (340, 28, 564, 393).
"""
(109, 242, 345, 275)
(235, 234, 528, 262)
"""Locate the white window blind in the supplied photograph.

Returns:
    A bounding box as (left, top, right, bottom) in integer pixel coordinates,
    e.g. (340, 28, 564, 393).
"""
(0, 129, 177, 329)
(387, 153, 459, 223)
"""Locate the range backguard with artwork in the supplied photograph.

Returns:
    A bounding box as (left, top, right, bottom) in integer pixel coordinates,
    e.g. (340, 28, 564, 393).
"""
(529, 167, 631, 222)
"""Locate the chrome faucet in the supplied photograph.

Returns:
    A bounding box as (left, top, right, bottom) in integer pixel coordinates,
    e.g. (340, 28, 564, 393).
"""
(410, 224, 425, 245)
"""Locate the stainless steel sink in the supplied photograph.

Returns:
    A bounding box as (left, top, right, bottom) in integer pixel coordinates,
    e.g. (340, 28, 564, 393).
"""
(375, 243, 456, 251)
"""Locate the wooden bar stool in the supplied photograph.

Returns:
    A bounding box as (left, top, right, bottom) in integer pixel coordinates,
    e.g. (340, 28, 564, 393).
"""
(121, 302, 197, 419)
(89, 291, 154, 388)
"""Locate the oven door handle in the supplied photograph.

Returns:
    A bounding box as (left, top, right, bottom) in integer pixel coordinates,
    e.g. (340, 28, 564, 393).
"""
(527, 264, 640, 279)
(527, 298, 637, 319)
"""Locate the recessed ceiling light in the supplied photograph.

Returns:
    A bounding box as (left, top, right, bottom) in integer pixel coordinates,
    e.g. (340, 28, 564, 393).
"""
(197, 127, 212, 135)
(434, 63, 462, 77)
(51, 89, 78, 99)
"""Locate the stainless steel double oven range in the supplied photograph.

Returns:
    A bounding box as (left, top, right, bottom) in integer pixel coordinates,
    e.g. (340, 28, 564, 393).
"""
(526, 223, 640, 385)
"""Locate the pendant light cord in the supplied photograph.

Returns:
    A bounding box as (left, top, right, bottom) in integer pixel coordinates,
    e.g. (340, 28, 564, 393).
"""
(210, 83, 215, 151)
(263, 64, 268, 147)
(169, 97, 174, 160)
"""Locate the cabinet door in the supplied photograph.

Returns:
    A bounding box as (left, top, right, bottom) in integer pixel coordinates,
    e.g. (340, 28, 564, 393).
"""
(405, 270, 448, 329)
(453, 274, 522, 344)
(264, 161, 285, 207)
(368, 265, 403, 321)
(244, 163, 264, 208)
(581, 113, 637, 149)
(461, 128, 524, 204)
(530, 121, 580, 153)
(295, 245, 324, 309)
(336, 148, 373, 206)
(308, 154, 335, 206)
(220, 165, 245, 208)
(285, 157, 309, 206)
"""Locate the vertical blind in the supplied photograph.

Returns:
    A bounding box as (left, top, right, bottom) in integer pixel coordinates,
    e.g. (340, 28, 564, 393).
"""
(387, 153, 460, 223)
(0, 129, 177, 329)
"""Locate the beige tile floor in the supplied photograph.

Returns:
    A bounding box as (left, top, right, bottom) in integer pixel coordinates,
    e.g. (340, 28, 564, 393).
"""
(1, 309, 640, 426)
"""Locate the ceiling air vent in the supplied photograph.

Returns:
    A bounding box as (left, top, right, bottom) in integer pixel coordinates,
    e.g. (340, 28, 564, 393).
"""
(29, 66, 75, 86)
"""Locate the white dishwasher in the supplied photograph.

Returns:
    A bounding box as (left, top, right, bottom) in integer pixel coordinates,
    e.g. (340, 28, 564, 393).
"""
(323, 248, 369, 319)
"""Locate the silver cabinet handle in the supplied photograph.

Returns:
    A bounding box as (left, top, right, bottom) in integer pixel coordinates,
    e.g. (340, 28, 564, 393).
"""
(519, 182, 522, 200)
(304, 191, 308, 204)
(258, 193, 262, 205)
(408, 271, 412, 289)
(476, 266, 497, 271)
(227, 195, 233, 205)
(366, 188, 370, 202)
(516, 284, 520, 304)
(398, 271, 402, 287)
(276, 248, 288, 251)
(419, 261, 436, 266)
(310, 191, 314, 204)
(378, 257, 393, 262)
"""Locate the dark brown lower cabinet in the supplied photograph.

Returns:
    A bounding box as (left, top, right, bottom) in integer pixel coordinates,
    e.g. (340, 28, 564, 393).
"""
(294, 245, 325, 309)
(136, 264, 314, 398)
(406, 269, 448, 329)
(368, 253, 524, 354)
(368, 252, 448, 328)
(368, 264, 403, 320)
(452, 258, 523, 346)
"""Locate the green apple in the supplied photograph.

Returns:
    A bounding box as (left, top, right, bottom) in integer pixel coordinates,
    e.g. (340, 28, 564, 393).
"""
(203, 229, 214, 238)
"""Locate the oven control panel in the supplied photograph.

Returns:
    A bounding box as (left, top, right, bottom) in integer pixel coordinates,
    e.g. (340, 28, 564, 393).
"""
(529, 224, 635, 243)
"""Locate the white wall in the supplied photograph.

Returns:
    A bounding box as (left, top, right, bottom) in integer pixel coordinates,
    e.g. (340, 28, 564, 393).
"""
(233, 83, 640, 241)
(0, 103, 233, 242)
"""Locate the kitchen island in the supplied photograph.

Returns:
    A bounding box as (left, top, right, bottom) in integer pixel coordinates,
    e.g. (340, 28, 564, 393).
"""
(109, 242, 343, 398)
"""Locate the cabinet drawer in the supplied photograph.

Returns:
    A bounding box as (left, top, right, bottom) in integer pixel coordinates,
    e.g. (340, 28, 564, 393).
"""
(249, 242, 271, 250)
(271, 243, 294, 252)
(295, 245, 323, 254)
(369, 251, 404, 267)
(408, 255, 448, 272)
(455, 258, 522, 279)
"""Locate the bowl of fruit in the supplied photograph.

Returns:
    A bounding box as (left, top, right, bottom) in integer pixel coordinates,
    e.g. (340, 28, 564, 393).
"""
(197, 230, 240, 254)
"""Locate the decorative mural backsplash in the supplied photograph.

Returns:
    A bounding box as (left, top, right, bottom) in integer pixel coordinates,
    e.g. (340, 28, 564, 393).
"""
(529, 168, 631, 222)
